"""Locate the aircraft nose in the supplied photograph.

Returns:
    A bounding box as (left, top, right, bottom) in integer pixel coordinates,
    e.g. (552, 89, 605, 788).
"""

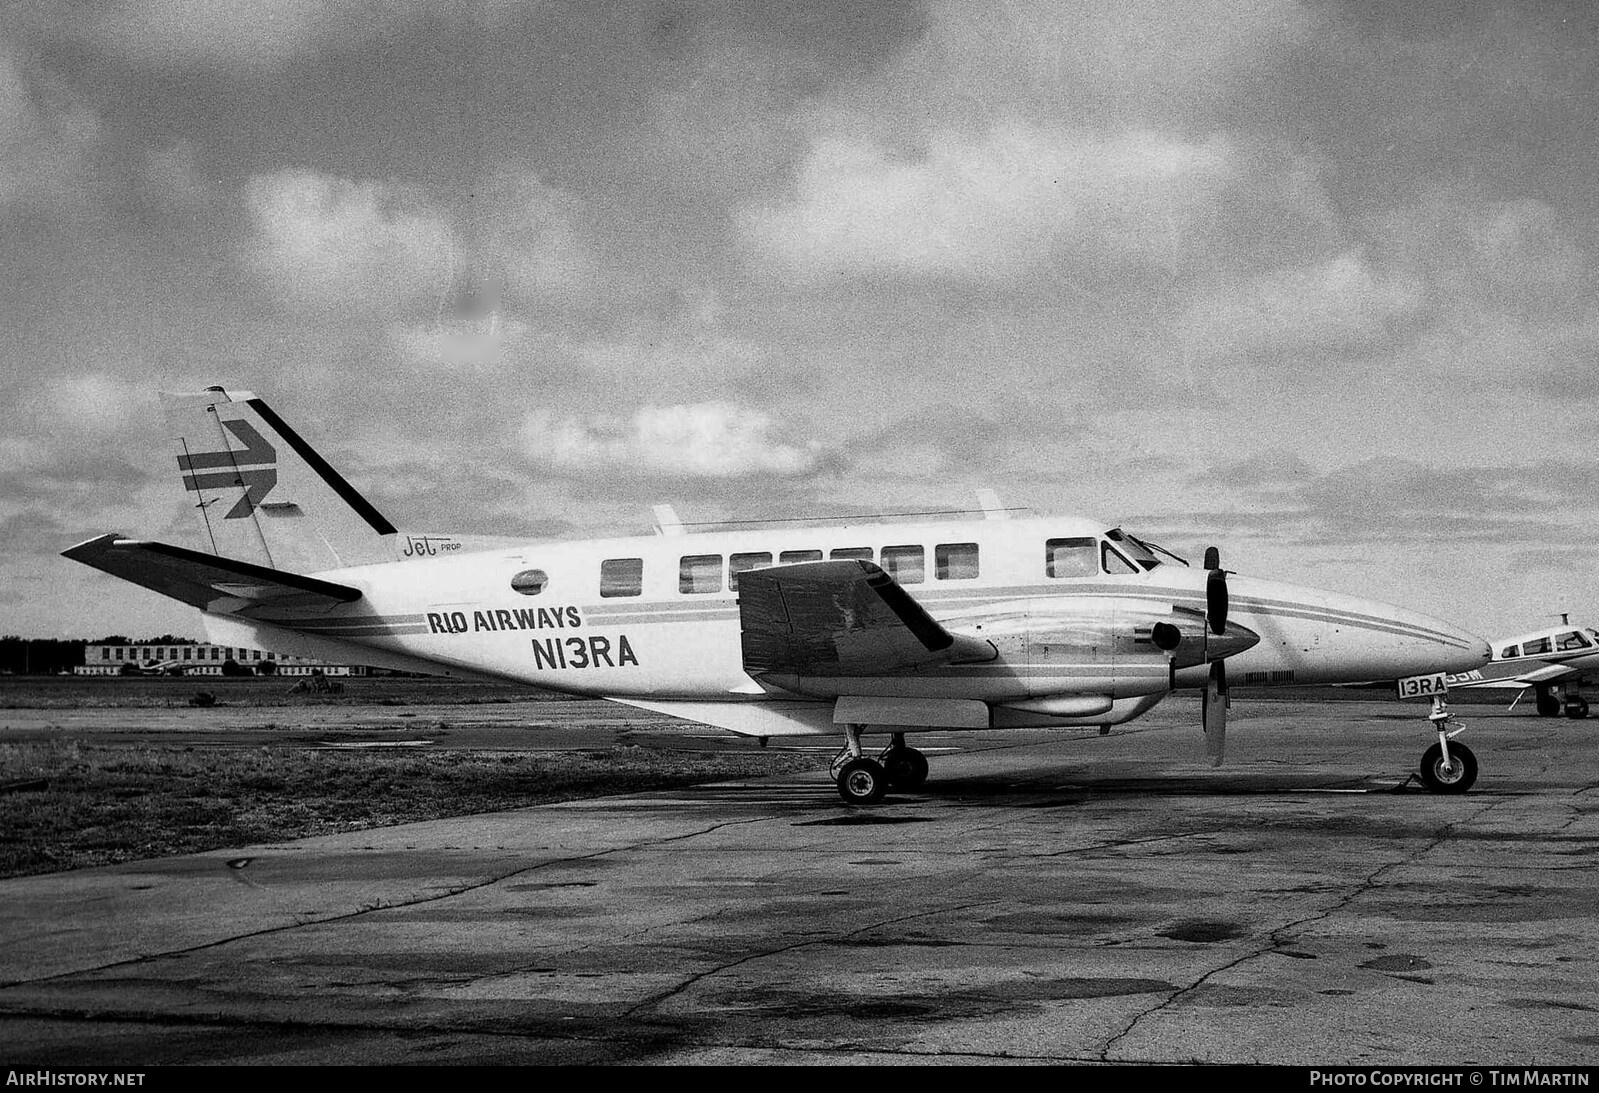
(1227, 577, 1491, 684)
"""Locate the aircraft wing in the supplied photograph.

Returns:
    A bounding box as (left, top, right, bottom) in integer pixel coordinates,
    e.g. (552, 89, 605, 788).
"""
(1448, 660, 1583, 689)
(737, 559, 994, 682)
(62, 534, 362, 614)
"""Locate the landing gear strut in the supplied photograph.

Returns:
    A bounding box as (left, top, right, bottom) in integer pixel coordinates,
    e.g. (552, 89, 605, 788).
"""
(829, 729, 930, 805)
(1417, 695, 1477, 794)
(831, 723, 887, 806)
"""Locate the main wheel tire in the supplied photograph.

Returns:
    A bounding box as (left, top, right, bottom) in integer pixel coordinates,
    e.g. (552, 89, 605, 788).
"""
(1536, 692, 1561, 717)
(1419, 741, 1477, 794)
(1565, 698, 1589, 720)
(882, 747, 930, 790)
(836, 758, 888, 806)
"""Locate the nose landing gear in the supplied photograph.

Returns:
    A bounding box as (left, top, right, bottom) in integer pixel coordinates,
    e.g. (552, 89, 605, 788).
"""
(1417, 695, 1477, 794)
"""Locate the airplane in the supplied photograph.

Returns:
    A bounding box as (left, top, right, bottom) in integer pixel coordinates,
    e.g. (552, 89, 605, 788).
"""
(64, 387, 1493, 804)
(119, 658, 188, 677)
(1445, 615, 1599, 719)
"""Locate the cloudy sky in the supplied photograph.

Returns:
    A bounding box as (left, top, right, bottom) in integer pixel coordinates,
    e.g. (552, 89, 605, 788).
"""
(3, 0, 1597, 640)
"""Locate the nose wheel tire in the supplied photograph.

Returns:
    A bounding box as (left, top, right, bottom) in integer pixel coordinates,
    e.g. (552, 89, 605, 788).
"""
(1418, 741, 1477, 794)
(836, 758, 888, 806)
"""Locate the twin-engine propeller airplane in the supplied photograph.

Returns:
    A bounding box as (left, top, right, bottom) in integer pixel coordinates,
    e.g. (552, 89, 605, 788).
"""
(1446, 616, 1599, 719)
(65, 388, 1493, 803)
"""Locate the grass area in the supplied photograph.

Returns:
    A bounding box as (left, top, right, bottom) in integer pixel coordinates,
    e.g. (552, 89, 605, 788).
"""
(0, 739, 826, 879)
(0, 675, 555, 708)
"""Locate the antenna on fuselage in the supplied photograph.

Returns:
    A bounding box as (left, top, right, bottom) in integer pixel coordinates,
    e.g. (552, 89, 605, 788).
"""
(977, 489, 1010, 520)
(652, 504, 686, 536)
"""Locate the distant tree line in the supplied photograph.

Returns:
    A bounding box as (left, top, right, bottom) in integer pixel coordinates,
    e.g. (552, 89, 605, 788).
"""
(0, 635, 199, 676)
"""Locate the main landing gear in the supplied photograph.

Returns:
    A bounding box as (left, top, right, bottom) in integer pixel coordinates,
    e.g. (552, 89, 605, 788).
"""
(1533, 685, 1589, 719)
(829, 727, 929, 806)
(1417, 695, 1477, 794)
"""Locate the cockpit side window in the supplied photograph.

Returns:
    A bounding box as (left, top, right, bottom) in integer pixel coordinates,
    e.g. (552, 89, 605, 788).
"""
(1556, 630, 1591, 651)
(1104, 527, 1170, 570)
(1101, 542, 1139, 575)
(1523, 637, 1552, 656)
(1046, 537, 1097, 578)
(1500, 645, 1520, 659)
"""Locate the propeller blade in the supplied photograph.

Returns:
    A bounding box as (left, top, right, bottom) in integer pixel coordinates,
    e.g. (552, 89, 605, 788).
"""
(1203, 660, 1227, 766)
(1206, 569, 1228, 636)
(1203, 545, 1228, 636)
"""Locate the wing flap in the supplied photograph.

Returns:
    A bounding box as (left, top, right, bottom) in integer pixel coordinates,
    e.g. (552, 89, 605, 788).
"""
(738, 560, 993, 682)
(62, 534, 361, 614)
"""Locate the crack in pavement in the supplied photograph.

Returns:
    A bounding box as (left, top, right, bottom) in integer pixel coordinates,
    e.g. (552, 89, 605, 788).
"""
(620, 898, 1006, 1020)
(0, 813, 777, 992)
(1095, 793, 1507, 1063)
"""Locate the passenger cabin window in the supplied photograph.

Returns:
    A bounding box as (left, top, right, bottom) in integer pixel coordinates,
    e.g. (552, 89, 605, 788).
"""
(1046, 537, 1097, 578)
(780, 549, 822, 564)
(1557, 630, 1591, 651)
(830, 547, 873, 562)
(1101, 542, 1139, 575)
(510, 569, 548, 596)
(729, 552, 773, 591)
(1523, 637, 1552, 656)
(935, 542, 979, 580)
(600, 558, 643, 598)
(880, 544, 925, 584)
(1500, 645, 1519, 659)
(680, 554, 723, 594)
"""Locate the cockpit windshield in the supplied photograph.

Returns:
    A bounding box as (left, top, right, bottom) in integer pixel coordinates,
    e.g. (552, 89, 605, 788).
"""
(1105, 528, 1189, 570)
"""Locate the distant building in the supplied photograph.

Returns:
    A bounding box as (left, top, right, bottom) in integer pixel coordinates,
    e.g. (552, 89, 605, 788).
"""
(75, 642, 372, 678)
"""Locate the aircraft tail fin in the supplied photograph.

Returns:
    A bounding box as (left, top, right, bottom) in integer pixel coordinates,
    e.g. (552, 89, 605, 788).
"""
(163, 387, 398, 573)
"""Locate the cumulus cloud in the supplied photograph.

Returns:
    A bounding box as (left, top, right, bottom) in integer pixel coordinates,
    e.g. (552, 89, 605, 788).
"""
(743, 123, 1241, 280)
(520, 403, 822, 479)
(243, 168, 457, 314)
(1179, 251, 1428, 360)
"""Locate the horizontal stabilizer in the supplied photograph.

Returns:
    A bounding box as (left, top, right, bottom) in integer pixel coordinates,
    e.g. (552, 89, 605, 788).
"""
(738, 559, 994, 682)
(62, 534, 362, 614)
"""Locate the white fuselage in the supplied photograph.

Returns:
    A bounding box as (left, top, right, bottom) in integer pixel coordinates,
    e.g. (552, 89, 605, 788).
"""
(200, 515, 1490, 735)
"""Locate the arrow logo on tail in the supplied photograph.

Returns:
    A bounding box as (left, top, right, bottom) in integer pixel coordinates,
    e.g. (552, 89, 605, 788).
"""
(177, 419, 277, 519)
